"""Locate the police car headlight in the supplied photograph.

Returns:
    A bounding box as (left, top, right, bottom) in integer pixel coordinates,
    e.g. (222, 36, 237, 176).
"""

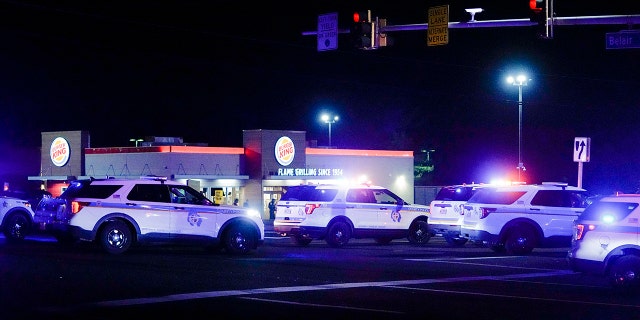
(246, 209, 261, 219)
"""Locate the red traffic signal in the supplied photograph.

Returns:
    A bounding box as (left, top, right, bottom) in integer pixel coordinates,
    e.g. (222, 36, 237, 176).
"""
(529, 0, 543, 12)
(353, 10, 371, 23)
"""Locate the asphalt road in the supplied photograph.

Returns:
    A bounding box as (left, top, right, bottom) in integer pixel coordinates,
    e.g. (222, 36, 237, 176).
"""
(1, 222, 639, 320)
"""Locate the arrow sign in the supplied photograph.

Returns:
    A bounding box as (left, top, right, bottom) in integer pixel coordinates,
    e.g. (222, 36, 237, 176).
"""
(573, 137, 590, 162)
(576, 140, 585, 160)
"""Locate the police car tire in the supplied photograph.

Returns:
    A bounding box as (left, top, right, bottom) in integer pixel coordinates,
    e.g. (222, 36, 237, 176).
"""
(504, 226, 536, 255)
(2, 211, 30, 242)
(99, 220, 132, 255)
(609, 255, 640, 292)
(326, 221, 351, 248)
(407, 220, 430, 245)
(224, 224, 256, 254)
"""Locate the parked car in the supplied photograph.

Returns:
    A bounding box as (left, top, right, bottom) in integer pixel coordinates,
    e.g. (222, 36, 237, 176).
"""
(34, 177, 264, 254)
(428, 184, 484, 246)
(460, 182, 589, 255)
(568, 194, 640, 292)
(0, 195, 36, 242)
(274, 183, 430, 247)
(0, 189, 52, 209)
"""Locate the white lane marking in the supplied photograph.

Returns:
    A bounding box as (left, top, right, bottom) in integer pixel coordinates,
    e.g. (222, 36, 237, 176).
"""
(84, 270, 572, 308)
(408, 258, 564, 271)
(385, 286, 640, 309)
(239, 297, 404, 314)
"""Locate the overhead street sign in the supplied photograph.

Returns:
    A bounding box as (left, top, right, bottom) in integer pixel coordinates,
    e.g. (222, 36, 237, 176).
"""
(606, 30, 640, 49)
(573, 137, 591, 162)
(317, 13, 338, 51)
(427, 5, 449, 46)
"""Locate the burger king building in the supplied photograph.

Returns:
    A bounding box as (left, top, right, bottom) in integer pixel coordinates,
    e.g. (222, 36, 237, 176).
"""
(29, 130, 416, 220)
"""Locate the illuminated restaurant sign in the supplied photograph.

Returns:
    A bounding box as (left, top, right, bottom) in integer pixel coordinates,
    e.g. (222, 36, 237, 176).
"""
(274, 136, 295, 166)
(50, 137, 70, 167)
(276, 168, 343, 176)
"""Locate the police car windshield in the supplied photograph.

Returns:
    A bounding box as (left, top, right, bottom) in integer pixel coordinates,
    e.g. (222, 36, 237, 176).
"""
(580, 200, 639, 221)
(281, 186, 338, 202)
(435, 186, 477, 201)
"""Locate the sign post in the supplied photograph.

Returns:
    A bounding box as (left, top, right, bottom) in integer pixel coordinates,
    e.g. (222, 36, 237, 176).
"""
(574, 137, 591, 189)
(317, 13, 338, 51)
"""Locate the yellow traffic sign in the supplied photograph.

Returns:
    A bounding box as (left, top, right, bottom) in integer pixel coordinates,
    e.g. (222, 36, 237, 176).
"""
(428, 5, 449, 46)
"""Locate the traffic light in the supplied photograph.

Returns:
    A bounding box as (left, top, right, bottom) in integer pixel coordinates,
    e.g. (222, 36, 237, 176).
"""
(351, 10, 374, 49)
(529, 0, 552, 39)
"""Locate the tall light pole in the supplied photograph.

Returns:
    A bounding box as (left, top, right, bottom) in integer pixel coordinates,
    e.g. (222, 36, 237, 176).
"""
(129, 138, 143, 147)
(321, 114, 339, 147)
(506, 74, 529, 181)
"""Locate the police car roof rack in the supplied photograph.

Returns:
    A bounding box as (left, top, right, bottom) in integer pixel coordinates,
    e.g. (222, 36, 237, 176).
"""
(140, 175, 168, 182)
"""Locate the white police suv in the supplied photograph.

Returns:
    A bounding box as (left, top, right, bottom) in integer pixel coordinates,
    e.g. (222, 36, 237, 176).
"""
(460, 182, 589, 255)
(274, 183, 430, 247)
(0, 196, 37, 242)
(34, 177, 264, 254)
(429, 184, 484, 246)
(568, 194, 640, 292)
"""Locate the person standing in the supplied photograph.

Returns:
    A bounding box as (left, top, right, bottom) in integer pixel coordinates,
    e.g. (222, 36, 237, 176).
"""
(268, 199, 276, 220)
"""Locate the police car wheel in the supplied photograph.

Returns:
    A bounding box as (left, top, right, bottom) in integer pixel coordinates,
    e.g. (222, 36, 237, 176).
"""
(326, 221, 351, 248)
(407, 220, 430, 245)
(99, 220, 132, 255)
(3, 212, 30, 242)
(609, 255, 640, 292)
(504, 226, 536, 255)
(224, 224, 256, 254)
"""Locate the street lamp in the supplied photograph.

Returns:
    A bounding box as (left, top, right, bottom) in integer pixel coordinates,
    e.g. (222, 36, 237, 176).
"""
(321, 114, 339, 147)
(129, 138, 143, 147)
(506, 74, 529, 181)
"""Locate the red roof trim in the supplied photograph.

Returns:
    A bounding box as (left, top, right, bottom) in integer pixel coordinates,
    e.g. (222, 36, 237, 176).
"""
(85, 146, 244, 154)
(305, 148, 413, 157)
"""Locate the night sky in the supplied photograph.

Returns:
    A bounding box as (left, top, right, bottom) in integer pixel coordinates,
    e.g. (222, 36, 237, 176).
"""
(0, 1, 638, 194)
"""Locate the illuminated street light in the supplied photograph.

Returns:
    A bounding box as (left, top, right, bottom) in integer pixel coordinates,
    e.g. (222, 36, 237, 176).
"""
(506, 74, 529, 181)
(320, 114, 339, 147)
(129, 138, 143, 147)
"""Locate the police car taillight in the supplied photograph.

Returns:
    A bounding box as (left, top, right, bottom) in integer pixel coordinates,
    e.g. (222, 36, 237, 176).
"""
(71, 201, 89, 214)
(574, 223, 595, 240)
(304, 203, 321, 215)
(479, 207, 496, 219)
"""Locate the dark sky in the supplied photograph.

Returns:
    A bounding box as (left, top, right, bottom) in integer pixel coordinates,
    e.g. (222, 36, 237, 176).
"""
(0, 0, 639, 194)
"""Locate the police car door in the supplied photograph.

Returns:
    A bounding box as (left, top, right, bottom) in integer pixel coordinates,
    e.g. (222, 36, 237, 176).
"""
(529, 189, 585, 238)
(345, 188, 380, 230)
(373, 189, 410, 230)
(126, 183, 173, 235)
(169, 185, 215, 237)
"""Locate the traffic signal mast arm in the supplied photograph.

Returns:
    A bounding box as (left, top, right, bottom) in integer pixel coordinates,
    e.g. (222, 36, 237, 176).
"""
(302, 14, 640, 35)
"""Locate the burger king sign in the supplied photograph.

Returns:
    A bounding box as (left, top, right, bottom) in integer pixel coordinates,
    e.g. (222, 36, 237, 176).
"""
(275, 136, 295, 166)
(50, 137, 70, 167)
